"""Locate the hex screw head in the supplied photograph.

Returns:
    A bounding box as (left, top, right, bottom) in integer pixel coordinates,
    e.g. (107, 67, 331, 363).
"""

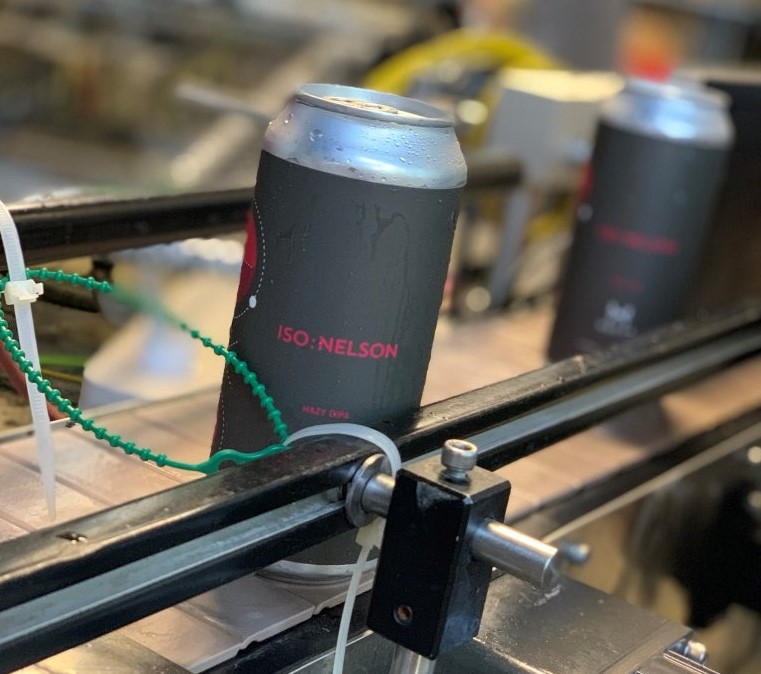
(441, 439, 478, 483)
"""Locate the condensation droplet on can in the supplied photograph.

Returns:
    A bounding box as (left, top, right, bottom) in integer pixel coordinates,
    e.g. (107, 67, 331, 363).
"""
(309, 129, 323, 141)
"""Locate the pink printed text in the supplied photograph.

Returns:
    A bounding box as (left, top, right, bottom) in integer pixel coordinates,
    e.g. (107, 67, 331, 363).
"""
(276, 324, 398, 360)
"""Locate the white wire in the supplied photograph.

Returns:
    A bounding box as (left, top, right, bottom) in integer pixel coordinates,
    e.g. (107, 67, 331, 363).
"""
(285, 423, 401, 475)
(0, 201, 56, 519)
(285, 424, 401, 674)
(332, 541, 372, 674)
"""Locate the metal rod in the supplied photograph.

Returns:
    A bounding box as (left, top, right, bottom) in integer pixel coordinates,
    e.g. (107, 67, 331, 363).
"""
(0, 436, 373, 613)
(360, 475, 560, 589)
(0, 495, 345, 674)
(388, 302, 761, 468)
(361, 472, 395, 518)
(469, 328, 761, 470)
(3, 189, 251, 267)
(388, 645, 437, 674)
(471, 520, 560, 589)
(0, 152, 519, 271)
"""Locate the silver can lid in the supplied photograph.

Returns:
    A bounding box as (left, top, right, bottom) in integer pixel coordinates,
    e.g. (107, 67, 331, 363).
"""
(626, 77, 730, 110)
(602, 77, 733, 149)
(264, 84, 467, 189)
(296, 84, 453, 128)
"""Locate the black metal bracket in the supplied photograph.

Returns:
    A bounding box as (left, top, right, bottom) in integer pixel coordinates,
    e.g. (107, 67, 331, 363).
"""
(367, 455, 509, 658)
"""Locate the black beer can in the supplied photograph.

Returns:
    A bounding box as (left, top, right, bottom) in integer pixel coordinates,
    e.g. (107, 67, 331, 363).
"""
(548, 78, 733, 361)
(213, 84, 467, 452)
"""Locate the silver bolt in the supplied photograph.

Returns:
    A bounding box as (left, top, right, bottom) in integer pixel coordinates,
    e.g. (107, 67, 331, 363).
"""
(441, 439, 478, 483)
(672, 639, 708, 665)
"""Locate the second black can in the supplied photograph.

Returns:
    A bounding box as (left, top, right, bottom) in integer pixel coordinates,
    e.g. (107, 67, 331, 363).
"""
(548, 78, 733, 361)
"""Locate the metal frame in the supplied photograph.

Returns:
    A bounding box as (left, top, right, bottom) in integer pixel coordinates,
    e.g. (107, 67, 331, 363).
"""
(391, 300, 761, 466)
(0, 302, 760, 670)
(205, 407, 761, 674)
(0, 156, 522, 270)
(0, 437, 377, 673)
(4, 190, 252, 267)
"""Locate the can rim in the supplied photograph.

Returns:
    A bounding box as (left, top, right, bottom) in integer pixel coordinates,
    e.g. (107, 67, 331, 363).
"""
(626, 77, 730, 109)
(677, 65, 761, 88)
(296, 83, 453, 128)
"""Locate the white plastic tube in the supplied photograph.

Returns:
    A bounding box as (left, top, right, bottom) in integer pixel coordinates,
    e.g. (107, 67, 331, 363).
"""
(333, 539, 372, 674)
(285, 424, 401, 674)
(0, 201, 56, 519)
(286, 423, 402, 475)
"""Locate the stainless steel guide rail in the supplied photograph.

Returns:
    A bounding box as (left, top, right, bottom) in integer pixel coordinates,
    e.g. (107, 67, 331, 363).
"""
(389, 300, 761, 467)
(0, 301, 760, 671)
(4, 189, 253, 267)
(0, 155, 521, 270)
(0, 439, 376, 673)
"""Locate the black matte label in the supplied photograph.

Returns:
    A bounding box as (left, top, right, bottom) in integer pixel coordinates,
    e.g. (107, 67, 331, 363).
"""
(549, 123, 728, 361)
(213, 151, 461, 451)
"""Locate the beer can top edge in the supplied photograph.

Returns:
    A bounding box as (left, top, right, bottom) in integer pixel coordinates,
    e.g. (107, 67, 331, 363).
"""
(296, 83, 453, 129)
(626, 77, 730, 109)
(264, 83, 466, 188)
(602, 77, 734, 148)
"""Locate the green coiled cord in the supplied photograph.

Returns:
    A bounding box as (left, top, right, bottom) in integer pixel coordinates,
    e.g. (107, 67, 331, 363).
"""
(0, 268, 290, 475)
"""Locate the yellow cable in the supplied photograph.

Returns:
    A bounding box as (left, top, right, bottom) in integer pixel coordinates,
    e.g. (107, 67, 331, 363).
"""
(364, 28, 558, 95)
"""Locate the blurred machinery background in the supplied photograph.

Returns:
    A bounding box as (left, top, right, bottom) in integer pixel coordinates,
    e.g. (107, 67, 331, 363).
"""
(0, 0, 424, 193)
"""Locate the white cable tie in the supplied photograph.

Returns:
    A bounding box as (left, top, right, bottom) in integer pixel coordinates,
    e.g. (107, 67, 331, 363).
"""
(285, 424, 401, 674)
(356, 517, 385, 551)
(285, 423, 401, 475)
(3, 279, 44, 305)
(0, 200, 56, 520)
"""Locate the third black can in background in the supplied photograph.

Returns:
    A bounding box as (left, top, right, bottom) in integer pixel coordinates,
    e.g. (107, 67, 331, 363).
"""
(548, 78, 733, 361)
